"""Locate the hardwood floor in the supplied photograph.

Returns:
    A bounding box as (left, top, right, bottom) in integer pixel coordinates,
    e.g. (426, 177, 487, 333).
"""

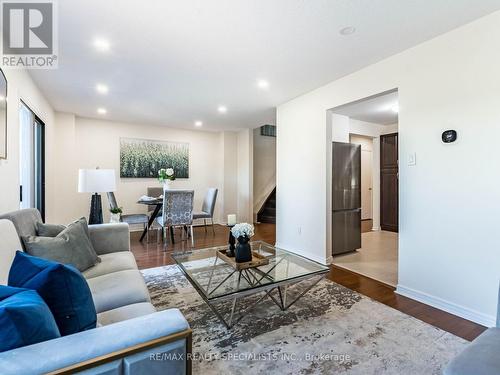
(329, 266, 486, 341)
(130, 223, 485, 342)
(130, 223, 276, 269)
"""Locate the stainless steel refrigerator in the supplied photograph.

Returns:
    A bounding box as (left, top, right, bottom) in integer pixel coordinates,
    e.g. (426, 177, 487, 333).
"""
(332, 142, 362, 255)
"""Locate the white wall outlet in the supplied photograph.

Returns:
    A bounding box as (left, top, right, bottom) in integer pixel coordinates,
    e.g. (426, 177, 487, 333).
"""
(408, 152, 416, 166)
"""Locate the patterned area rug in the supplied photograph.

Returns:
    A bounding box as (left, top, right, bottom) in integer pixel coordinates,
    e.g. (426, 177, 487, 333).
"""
(141, 265, 466, 375)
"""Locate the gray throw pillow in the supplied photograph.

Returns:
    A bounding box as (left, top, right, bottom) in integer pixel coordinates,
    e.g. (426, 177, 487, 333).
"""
(23, 218, 100, 272)
(36, 222, 66, 237)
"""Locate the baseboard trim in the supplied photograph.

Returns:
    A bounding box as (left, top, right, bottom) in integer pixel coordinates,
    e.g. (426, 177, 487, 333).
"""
(396, 284, 495, 327)
(275, 242, 330, 265)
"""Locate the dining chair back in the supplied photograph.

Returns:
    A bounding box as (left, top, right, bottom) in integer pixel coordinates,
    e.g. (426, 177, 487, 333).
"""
(161, 189, 194, 227)
(201, 188, 218, 217)
(193, 188, 218, 235)
(157, 189, 195, 246)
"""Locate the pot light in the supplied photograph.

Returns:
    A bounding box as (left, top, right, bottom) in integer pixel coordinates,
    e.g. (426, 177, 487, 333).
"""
(257, 79, 269, 90)
(93, 38, 110, 52)
(96, 84, 109, 94)
(339, 26, 356, 36)
(97, 107, 107, 115)
(217, 106, 227, 114)
(195, 121, 203, 127)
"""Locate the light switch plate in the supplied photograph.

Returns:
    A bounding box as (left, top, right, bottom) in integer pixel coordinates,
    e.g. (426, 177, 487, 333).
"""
(408, 152, 416, 166)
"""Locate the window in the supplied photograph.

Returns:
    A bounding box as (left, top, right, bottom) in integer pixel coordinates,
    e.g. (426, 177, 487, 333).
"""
(19, 102, 45, 220)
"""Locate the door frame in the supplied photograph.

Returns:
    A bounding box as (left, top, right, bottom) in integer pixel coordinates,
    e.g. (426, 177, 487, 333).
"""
(19, 100, 46, 221)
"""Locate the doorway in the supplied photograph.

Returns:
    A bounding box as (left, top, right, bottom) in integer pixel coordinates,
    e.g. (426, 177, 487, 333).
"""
(329, 89, 399, 286)
(19, 101, 45, 220)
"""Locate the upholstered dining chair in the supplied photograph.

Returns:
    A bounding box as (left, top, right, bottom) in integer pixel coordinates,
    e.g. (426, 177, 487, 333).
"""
(106, 192, 150, 240)
(193, 188, 218, 235)
(156, 189, 195, 246)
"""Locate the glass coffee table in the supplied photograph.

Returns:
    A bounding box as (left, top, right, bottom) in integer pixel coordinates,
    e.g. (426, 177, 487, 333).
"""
(172, 241, 329, 328)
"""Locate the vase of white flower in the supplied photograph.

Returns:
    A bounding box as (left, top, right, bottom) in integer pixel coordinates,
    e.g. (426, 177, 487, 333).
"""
(158, 168, 175, 189)
(231, 223, 255, 263)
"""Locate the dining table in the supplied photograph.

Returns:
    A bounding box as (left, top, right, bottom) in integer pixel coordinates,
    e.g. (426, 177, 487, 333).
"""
(136, 197, 176, 243)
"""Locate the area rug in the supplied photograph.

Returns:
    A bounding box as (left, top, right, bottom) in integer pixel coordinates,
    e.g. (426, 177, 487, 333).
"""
(141, 265, 467, 375)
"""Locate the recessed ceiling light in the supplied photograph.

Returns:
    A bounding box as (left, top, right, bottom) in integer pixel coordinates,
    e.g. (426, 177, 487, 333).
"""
(217, 106, 227, 114)
(96, 84, 109, 94)
(97, 107, 107, 115)
(257, 79, 269, 89)
(93, 38, 110, 51)
(339, 26, 356, 36)
(195, 121, 203, 127)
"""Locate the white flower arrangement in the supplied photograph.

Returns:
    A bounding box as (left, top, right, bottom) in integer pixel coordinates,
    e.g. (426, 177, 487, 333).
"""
(158, 168, 176, 182)
(231, 223, 255, 239)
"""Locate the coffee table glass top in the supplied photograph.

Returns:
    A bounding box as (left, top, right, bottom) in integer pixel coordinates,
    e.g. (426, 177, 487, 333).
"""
(172, 241, 329, 300)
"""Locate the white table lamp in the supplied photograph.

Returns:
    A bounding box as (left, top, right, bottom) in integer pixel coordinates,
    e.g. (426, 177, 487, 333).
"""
(78, 168, 116, 224)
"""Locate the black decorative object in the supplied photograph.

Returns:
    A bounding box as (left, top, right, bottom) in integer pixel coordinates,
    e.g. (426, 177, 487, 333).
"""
(227, 225, 236, 257)
(89, 193, 103, 225)
(235, 236, 252, 263)
(442, 130, 457, 143)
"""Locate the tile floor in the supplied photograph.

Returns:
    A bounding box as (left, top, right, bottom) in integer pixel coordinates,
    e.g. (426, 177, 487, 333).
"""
(332, 230, 398, 286)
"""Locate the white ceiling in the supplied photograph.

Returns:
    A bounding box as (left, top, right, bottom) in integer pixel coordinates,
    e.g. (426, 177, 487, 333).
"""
(333, 91, 399, 125)
(29, 0, 500, 130)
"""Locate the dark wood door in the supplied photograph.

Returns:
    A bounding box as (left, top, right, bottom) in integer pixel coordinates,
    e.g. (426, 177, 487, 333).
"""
(380, 133, 398, 232)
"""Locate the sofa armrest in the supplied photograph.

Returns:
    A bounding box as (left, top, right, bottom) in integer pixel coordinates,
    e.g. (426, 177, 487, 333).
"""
(88, 223, 130, 254)
(0, 309, 191, 375)
(443, 328, 500, 375)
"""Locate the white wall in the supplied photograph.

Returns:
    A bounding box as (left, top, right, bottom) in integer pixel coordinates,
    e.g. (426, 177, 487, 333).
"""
(349, 119, 398, 137)
(236, 129, 253, 223)
(0, 69, 55, 217)
(219, 131, 238, 223)
(277, 11, 500, 326)
(331, 114, 350, 142)
(253, 128, 276, 217)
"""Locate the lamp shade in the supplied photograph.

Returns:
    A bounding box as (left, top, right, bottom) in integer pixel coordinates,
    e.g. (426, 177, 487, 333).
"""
(78, 169, 116, 193)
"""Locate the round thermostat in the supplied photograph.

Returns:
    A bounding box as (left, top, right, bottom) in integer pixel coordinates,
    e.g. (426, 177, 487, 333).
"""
(442, 130, 457, 143)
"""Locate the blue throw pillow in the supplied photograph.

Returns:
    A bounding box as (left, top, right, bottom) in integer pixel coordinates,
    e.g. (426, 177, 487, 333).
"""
(8, 251, 97, 336)
(0, 285, 60, 352)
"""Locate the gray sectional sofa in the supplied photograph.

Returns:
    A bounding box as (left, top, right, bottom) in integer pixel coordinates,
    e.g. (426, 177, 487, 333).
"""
(443, 288, 500, 375)
(0, 209, 191, 375)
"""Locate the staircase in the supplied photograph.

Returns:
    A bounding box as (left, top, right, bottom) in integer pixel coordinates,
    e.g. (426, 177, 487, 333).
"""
(257, 188, 276, 224)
